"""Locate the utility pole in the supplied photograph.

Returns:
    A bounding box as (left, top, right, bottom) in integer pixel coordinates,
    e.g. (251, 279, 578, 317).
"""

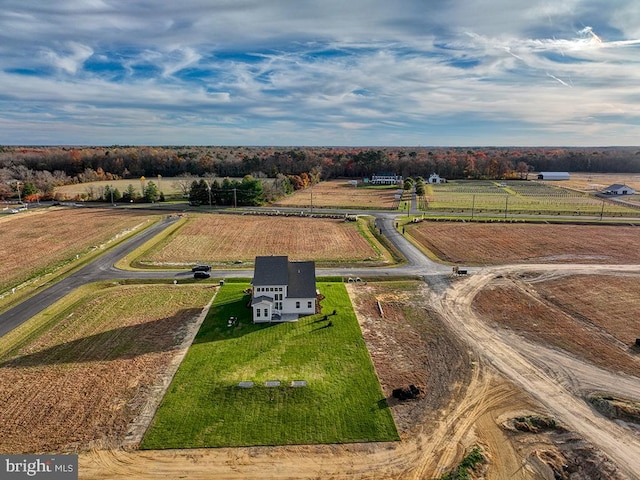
(206, 181, 212, 207)
(233, 188, 237, 209)
(471, 194, 476, 219)
(504, 195, 508, 219)
(310, 184, 313, 214)
(600, 199, 605, 220)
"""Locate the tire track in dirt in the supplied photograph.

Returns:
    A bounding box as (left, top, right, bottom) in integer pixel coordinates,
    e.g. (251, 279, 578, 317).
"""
(437, 265, 640, 479)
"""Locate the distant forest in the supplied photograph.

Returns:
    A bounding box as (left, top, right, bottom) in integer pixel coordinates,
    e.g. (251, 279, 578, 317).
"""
(1, 145, 640, 201)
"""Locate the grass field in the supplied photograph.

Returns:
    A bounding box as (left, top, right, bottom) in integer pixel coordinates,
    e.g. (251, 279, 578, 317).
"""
(54, 177, 187, 200)
(0, 208, 159, 297)
(136, 214, 390, 267)
(141, 282, 398, 449)
(0, 282, 215, 453)
(424, 180, 640, 217)
(273, 180, 400, 209)
(407, 222, 640, 265)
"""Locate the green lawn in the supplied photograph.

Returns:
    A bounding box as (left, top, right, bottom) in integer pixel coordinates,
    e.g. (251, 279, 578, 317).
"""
(141, 282, 398, 448)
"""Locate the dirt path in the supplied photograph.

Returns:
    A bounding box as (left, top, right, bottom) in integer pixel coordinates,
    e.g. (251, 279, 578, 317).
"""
(433, 264, 640, 479)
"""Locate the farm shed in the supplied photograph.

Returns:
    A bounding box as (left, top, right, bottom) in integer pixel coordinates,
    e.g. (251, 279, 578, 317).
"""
(251, 256, 316, 323)
(370, 173, 403, 185)
(602, 184, 635, 195)
(537, 172, 570, 180)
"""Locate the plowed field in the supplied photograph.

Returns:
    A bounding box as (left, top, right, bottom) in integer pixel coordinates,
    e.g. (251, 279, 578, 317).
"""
(473, 273, 640, 376)
(140, 214, 385, 266)
(273, 180, 398, 209)
(0, 208, 158, 292)
(0, 283, 214, 453)
(408, 222, 640, 265)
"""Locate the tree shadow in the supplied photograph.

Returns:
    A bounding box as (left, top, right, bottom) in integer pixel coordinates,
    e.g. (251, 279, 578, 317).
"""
(0, 308, 202, 369)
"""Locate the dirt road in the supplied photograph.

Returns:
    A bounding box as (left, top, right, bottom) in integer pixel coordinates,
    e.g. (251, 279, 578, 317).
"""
(432, 264, 640, 479)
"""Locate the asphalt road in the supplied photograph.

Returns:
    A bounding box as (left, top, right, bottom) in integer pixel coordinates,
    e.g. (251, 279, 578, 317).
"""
(0, 209, 454, 338)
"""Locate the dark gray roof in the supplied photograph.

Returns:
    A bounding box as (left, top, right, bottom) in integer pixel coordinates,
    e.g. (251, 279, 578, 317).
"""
(251, 295, 273, 306)
(604, 184, 630, 190)
(252, 256, 316, 298)
(252, 256, 289, 286)
(287, 261, 316, 298)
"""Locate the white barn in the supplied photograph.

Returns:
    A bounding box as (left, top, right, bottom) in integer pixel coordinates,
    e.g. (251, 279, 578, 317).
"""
(428, 173, 445, 184)
(370, 173, 403, 185)
(602, 184, 635, 195)
(251, 256, 316, 323)
(537, 172, 570, 180)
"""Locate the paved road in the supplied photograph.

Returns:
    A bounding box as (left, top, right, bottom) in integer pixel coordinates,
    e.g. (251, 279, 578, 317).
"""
(1, 210, 450, 338)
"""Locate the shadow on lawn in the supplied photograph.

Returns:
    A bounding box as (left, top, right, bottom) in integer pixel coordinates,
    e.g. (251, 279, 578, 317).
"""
(0, 308, 201, 368)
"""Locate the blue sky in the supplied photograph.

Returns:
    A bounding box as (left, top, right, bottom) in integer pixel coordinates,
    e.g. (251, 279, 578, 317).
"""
(1, 1, 640, 146)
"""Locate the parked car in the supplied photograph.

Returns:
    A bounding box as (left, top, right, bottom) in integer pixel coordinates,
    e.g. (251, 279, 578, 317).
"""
(191, 264, 211, 272)
(193, 271, 211, 279)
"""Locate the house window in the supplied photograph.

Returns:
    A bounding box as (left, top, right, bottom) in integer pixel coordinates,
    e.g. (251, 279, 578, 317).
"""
(264, 308, 268, 316)
(307, 301, 312, 309)
(256, 309, 261, 317)
(296, 301, 300, 308)
(270, 287, 274, 292)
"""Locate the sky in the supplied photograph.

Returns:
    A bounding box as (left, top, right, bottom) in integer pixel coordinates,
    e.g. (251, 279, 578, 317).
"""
(1, 1, 640, 146)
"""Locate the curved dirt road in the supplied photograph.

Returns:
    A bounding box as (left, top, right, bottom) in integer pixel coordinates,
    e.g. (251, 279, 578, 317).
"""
(432, 264, 640, 479)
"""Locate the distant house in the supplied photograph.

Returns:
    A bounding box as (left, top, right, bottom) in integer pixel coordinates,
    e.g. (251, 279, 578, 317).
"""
(428, 173, 446, 184)
(250, 256, 316, 323)
(602, 184, 635, 195)
(370, 173, 403, 185)
(537, 172, 570, 181)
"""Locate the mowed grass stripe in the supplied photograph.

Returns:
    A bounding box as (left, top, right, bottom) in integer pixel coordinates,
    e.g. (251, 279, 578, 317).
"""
(141, 282, 398, 448)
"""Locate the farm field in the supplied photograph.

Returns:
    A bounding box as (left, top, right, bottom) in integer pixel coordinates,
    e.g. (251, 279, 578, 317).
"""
(273, 179, 400, 209)
(0, 282, 215, 453)
(136, 213, 390, 267)
(141, 282, 398, 449)
(549, 172, 640, 192)
(0, 207, 159, 296)
(407, 222, 640, 265)
(424, 180, 640, 216)
(54, 177, 186, 200)
(473, 274, 640, 376)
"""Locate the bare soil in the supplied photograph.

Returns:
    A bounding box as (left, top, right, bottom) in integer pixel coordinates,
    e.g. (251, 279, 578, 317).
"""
(0, 207, 157, 292)
(141, 214, 384, 266)
(0, 284, 214, 454)
(408, 222, 640, 265)
(472, 273, 640, 376)
(273, 180, 398, 209)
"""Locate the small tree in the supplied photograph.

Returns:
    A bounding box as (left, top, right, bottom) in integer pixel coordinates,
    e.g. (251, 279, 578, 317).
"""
(144, 181, 159, 203)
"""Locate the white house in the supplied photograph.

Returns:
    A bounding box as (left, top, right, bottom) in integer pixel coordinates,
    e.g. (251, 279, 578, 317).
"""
(537, 172, 570, 180)
(250, 256, 317, 323)
(370, 173, 403, 185)
(428, 173, 446, 184)
(602, 184, 636, 195)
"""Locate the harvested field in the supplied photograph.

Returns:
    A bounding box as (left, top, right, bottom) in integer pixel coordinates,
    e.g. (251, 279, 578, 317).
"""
(273, 180, 398, 209)
(0, 208, 158, 293)
(473, 274, 640, 376)
(0, 283, 214, 453)
(550, 172, 640, 192)
(408, 222, 640, 265)
(139, 214, 387, 267)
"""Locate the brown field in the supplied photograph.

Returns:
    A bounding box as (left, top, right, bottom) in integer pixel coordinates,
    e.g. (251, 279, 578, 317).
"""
(273, 180, 399, 209)
(473, 274, 640, 376)
(0, 283, 214, 453)
(408, 222, 640, 265)
(140, 214, 386, 266)
(550, 172, 640, 192)
(0, 208, 159, 293)
(54, 177, 186, 199)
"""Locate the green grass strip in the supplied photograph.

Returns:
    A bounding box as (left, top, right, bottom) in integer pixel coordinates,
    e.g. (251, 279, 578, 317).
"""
(141, 282, 398, 448)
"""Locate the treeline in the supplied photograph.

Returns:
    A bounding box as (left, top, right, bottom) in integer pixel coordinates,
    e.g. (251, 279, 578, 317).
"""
(2, 145, 640, 200)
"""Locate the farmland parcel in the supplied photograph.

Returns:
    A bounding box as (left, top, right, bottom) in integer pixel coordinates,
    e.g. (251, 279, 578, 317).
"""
(136, 214, 390, 267)
(0, 282, 214, 453)
(142, 282, 398, 448)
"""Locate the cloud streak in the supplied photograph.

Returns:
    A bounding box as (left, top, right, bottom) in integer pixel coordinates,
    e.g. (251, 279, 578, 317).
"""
(0, 1, 639, 145)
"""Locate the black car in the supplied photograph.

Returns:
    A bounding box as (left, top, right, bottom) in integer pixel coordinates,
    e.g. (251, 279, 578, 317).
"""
(193, 271, 211, 279)
(191, 264, 211, 272)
